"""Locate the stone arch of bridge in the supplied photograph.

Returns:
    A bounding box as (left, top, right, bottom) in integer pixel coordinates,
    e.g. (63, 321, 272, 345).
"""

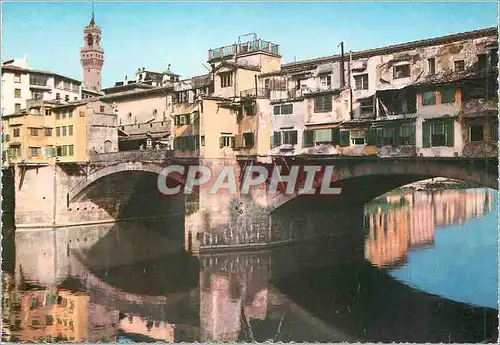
(269, 158, 498, 213)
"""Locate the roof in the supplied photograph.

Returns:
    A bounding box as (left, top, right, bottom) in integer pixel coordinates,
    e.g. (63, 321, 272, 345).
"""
(102, 82, 154, 94)
(261, 27, 498, 77)
(100, 85, 174, 101)
(215, 61, 261, 72)
(1, 63, 82, 84)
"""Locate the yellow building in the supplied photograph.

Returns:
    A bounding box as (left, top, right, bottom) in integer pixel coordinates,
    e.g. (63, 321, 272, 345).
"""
(2, 98, 118, 167)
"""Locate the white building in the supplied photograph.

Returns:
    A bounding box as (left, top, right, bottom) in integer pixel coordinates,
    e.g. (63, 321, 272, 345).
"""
(1, 56, 82, 116)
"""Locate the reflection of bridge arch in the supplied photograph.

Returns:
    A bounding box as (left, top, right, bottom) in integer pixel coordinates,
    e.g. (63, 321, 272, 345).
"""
(68, 254, 199, 324)
(269, 157, 498, 212)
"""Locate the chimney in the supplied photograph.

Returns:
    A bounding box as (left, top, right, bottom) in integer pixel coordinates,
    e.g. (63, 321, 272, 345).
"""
(339, 42, 345, 88)
(167, 64, 171, 72)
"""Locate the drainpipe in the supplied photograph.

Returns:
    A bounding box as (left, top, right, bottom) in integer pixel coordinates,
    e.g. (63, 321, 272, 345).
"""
(339, 41, 345, 88)
(349, 50, 353, 120)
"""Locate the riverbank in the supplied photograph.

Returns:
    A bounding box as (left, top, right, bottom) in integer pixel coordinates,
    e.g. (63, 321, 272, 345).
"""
(396, 178, 483, 193)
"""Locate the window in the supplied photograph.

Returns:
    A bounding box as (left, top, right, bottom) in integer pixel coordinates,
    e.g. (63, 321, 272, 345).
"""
(282, 130, 298, 145)
(428, 58, 436, 75)
(13, 128, 20, 137)
(314, 95, 332, 113)
(381, 127, 395, 146)
(68, 125, 73, 136)
(201, 135, 205, 146)
(273, 105, 281, 115)
(45, 315, 54, 326)
(56, 146, 62, 156)
(492, 120, 498, 142)
(469, 124, 484, 142)
(174, 136, 199, 151)
(281, 104, 293, 115)
(359, 99, 373, 115)
(30, 128, 39, 136)
(320, 74, 332, 87)
(44, 128, 52, 136)
(32, 91, 43, 99)
(62, 126, 67, 136)
(74, 97, 78, 101)
(243, 132, 254, 147)
(393, 64, 410, 78)
(100, 105, 105, 112)
(14, 73, 21, 83)
(56, 93, 60, 100)
(29, 147, 41, 157)
(56, 127, 61, 137)
(422, 91, 436, 106)
(220, 72, 233, 88)
(354, 74, 369, 90)
(430, 122, 445, 146)
(31, 319, 41, 327)
(14, 89, 21, 98)
(454, 60, 465, 72)
(174, 114, 190, 126)
(68, 145, 74, 156)
(9, 146, 21, 157)
(45, 146, 54, 157)
(399, 124, 416, 145)
(314, 129, 333, 144)
(244, 105, 255, 116)
(68, 110, 72, 118)
(45, 109, 51, 116)
(350, 130, 365, 145)
(14, 103, 21, 112)
(440, 88, 455, 103)
(61, 145, 68, 156)
(65, 95, 70, 102)
(219, 135, 234, 148)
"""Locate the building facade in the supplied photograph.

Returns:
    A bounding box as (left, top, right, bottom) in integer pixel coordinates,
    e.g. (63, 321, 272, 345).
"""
(1, 57, 82, 117)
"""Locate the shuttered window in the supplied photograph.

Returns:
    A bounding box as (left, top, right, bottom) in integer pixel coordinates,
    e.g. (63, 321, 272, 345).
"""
(422, 119, 454, 147)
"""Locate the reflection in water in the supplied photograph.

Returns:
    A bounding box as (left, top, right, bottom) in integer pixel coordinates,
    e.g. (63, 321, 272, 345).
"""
(2, 188, 498, 343)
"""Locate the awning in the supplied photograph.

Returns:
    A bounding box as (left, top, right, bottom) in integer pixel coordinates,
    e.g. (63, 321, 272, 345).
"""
(304, 123, 340, 130)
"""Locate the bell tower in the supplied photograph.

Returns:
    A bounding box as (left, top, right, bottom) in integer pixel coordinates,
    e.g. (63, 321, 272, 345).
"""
(80, 4, 104, 92)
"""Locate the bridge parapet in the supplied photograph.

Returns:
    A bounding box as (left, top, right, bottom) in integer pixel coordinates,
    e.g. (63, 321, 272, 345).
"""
(89, 149, 176, 163)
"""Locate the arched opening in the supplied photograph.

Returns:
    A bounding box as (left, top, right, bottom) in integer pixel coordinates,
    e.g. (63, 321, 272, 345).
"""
(104, 140, 112, 153)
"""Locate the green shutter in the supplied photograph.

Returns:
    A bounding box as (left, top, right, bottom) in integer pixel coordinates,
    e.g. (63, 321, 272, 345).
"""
(375, 128, 383, 147)
(273, 132, 281, 147)
(304, 130, 314, 147)
(339, 131, 350, 147)
(393, 125, 400, 146)
(331, 128, 340, 146)
(422, 121, 430, 148)
(445, 119, 454, 147)
(291, 131, 298, 145)
(366, 128, 376, 145)
(410, 124, 416, 145)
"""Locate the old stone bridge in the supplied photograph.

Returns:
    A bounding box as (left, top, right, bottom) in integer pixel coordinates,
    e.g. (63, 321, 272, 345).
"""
(11, 148, 497, 230)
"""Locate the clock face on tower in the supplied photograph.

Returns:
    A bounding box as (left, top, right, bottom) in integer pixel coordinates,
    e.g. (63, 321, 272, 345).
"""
(87, 33, 93, 47)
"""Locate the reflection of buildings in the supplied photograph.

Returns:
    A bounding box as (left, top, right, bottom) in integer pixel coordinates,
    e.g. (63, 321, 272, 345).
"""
(9, 288, 89, 342)
(365, 189, 495, 268)
(118, 315, 175, 342)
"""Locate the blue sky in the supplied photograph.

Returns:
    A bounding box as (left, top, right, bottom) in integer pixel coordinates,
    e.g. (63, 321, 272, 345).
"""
(2, 1, 498, 88)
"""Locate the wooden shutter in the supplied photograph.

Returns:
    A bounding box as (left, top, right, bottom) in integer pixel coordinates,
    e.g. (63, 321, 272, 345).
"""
(375, 128, 383, 147)
(273, 132, 281, 147)
(331, 128, 340, 146)
(219, 137, 224, 148)
(303, 130, 314, 147)
(366, 128, 376, 145)
(422, 121, 430, 148)
(393, 125, 400, 146)
(340, 131, 350, 147)
(230, 136, 235, 149)
(445, 119, 454, 147)
(291, 130, 298, 145)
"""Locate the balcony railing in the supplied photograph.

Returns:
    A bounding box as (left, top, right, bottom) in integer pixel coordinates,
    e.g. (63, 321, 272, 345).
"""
(208, 39, 280, 61)
(240, 88, 271, 99)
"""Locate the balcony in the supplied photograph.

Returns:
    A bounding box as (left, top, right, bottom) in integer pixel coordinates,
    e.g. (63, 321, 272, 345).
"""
(208, 39, 280, 61)
(240, 88, 270, 99)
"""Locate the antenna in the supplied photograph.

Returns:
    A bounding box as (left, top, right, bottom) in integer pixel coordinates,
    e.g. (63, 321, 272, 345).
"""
(92, 0, 95, 18)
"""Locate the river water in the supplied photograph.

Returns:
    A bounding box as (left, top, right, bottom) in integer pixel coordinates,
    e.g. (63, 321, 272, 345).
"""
(2, 188, 498, 343)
